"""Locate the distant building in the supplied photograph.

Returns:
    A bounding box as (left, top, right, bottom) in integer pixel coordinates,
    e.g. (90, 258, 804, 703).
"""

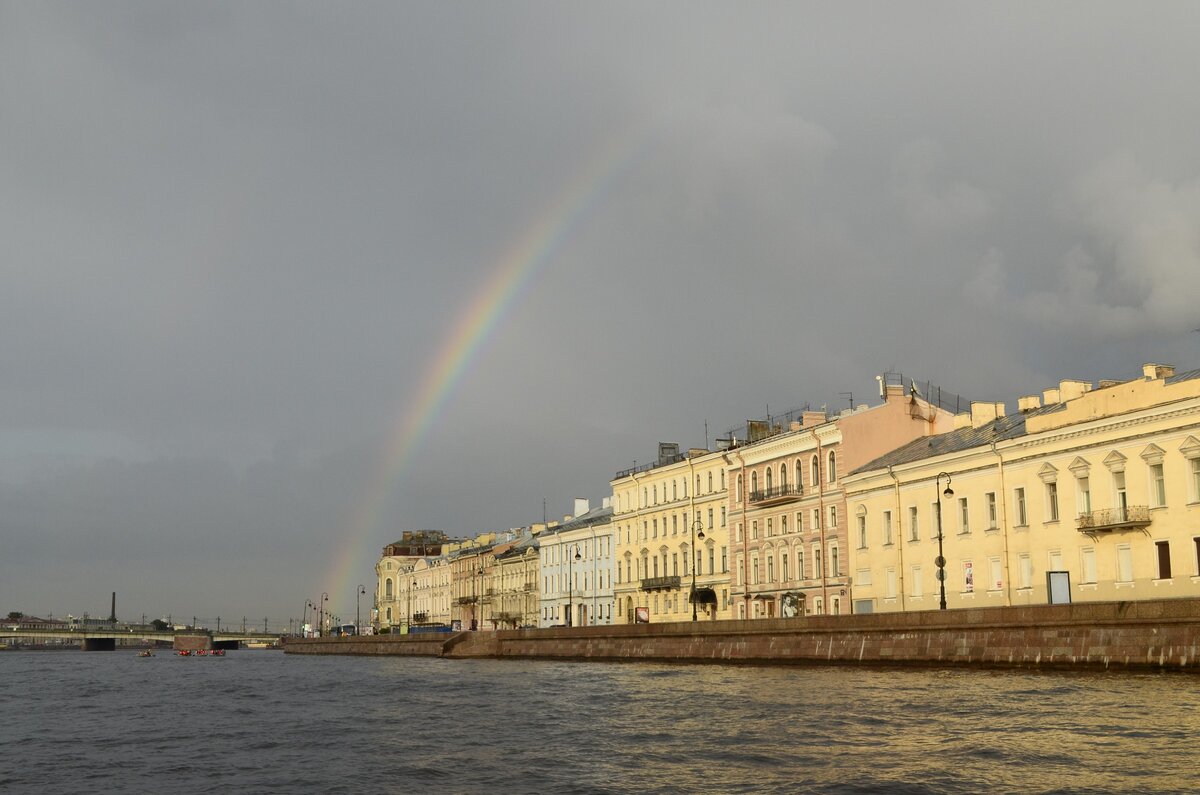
(539, 499, 614, 627)
(376, 530, 461, 631)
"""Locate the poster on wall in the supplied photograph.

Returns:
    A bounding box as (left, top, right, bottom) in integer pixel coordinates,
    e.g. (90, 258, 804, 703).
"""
(634, 606, 649, 624)
(963, 561, 974, 593)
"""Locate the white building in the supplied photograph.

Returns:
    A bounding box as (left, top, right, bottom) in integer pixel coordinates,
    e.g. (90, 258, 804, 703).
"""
(539, 499, 615, 627)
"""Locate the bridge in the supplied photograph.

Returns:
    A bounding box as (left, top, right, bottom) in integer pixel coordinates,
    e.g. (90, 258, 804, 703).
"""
(0, 626, 284, 651)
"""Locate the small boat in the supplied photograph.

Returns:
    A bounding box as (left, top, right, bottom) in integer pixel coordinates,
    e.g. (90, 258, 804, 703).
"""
(138, 650, 155, 658)
(195, 649, 208, 656)
(211, 649, 226, 657)
(177, 650, 192, 656)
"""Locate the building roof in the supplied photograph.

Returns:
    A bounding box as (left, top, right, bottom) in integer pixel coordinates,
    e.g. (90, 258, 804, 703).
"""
(541, 504, 613, 538)
(850, 404, 1063, 474)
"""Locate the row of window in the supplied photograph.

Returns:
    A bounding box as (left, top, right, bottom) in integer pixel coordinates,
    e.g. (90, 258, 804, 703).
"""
(866, 537, 1200, 598)
(736, 452, 838, 501)
(618, 507, 727, 546)
(616, 589, 732, 617)
(737, 507, 839, 543)
(627, 469, 728, 511)
(617, 546, 730, 582)
(543, 569, 611, 595)
(541, 536, 611, 565)
(737, 543, 841, 586)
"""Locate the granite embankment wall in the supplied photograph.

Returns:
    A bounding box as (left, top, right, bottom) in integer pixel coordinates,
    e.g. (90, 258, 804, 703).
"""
(285, 598, 1200, 672)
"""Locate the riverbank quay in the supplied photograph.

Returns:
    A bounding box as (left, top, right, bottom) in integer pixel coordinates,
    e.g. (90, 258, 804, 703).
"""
(284, 597, 1200, 672)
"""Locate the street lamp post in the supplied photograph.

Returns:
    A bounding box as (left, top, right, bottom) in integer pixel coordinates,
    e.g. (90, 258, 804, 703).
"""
(935, 472, 954, 610)
(356, 584, 366, 633)
(302, 600, 313, 637)
(567, 545, 581, 627)
(406, 580, 414, 632)
(475, 566, 484, 630)
(319, 592, 329, 637)
(690, 520, 706, 621)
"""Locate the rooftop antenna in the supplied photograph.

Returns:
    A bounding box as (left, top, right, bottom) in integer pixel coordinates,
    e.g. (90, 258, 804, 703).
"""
(542, 498, 546, 525)
(704, 420, 709, 450)
(840, 392, 854, 409)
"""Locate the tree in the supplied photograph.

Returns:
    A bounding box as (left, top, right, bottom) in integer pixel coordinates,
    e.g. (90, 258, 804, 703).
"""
(6, 611, 24, 621)
(150, 619, 170, 631)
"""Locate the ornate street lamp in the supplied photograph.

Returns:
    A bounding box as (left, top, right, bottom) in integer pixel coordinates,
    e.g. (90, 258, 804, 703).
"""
(407, 579, 416, 632)
(476, 566, 484, 630)
(691, 520, 706, 621)
(319, 592, 329, 637)
(356, 584, 366, 633)
(935, 472, 954, 610)
(303, 599, 314, 637)
(567, 545, 581, 627)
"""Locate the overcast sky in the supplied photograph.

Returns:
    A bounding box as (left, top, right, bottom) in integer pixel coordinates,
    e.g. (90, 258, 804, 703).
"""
(4, 3, 1200, 626)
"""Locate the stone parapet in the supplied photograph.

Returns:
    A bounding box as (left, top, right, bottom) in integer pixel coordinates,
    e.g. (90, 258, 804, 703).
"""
(283, 599, 1200, 672)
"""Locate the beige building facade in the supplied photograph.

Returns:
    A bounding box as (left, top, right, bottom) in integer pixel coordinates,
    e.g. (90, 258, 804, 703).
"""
(843, 364, 1200, 613)
(611, 444, 731, 623)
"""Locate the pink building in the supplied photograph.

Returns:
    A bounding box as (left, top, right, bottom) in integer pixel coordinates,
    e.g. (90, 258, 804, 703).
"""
(725, 376, 958, 618)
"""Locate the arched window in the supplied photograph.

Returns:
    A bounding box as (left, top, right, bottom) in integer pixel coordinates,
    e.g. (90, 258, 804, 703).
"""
(707, 472, 713, 492)
(696, 475, 701, 494)
(827, 451, 837, 484)
(751, 471, 759, 493)
(796, 460, 803, 489)
(779, 464, 787, 489)
(737, 474, 743, 501)
(385, 578, 394, 599)
(765, 468, 772, 491)
(811, 455, 820, 487)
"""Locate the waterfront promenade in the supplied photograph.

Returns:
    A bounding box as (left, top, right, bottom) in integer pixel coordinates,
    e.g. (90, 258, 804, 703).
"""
(286, 597, 1200, 672)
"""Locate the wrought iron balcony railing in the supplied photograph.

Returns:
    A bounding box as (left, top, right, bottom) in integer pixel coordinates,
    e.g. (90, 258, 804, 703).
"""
(640, 575, 682, 591)
(1077, 506, 1151, 532)
(749, 484, 804, 505)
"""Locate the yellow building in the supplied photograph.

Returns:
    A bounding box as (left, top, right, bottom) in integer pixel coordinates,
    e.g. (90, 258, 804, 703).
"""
(843, 363, 1200, 613)
(412, 557, 452, 627)
(375, 531, 456, 631)
(611, 443, 732, 623)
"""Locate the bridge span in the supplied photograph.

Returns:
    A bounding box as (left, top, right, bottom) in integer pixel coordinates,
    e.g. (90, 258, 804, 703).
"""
(0, 627, 283, 651)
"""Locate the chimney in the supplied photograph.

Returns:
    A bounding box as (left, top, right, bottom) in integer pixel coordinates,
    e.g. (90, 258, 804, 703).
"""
(802, 410, 827, 428)
(953, 413, 972, 430)
(1098, 379, 1121, 389)
(970, 401, 1005, 429)
(1017, 395, 1042, 413)
(573, 498, 590, 517)
(1142, 363, 1175, 380)
(601, 496, 611, 509)
(789, 421, 802, 432)
(1042, 387, 1061, 406)
(1059, 380, 1093, 402)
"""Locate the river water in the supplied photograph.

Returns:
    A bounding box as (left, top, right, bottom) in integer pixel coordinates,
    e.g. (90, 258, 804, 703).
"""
(1, 650, 1196, 794)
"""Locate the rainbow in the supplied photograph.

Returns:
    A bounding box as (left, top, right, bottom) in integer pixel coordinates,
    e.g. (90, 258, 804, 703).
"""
(322, 128, 647, 613)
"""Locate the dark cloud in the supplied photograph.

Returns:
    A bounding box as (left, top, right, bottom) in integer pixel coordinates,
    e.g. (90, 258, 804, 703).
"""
(3, 3, 1200, 621)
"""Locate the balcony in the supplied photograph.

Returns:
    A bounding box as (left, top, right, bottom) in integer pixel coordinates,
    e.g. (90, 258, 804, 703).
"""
(749, 484, 804, 506)
(640, 575, 682, 592)
(1077, 506, 1151, 533)
(455, 596, 478, 606)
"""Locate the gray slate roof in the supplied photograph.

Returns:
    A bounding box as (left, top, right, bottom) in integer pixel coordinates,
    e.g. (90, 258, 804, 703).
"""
(850, 404, 1062, 475)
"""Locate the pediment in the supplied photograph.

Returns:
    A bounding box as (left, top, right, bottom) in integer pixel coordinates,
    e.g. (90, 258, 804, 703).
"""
(1037, 462, 1059, 483)
(1179, 435, 1200, 458)
(1139, 443, 1165, 464)
(1103, 450, 1127, 471)
(1067, 456, 1091, 475)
